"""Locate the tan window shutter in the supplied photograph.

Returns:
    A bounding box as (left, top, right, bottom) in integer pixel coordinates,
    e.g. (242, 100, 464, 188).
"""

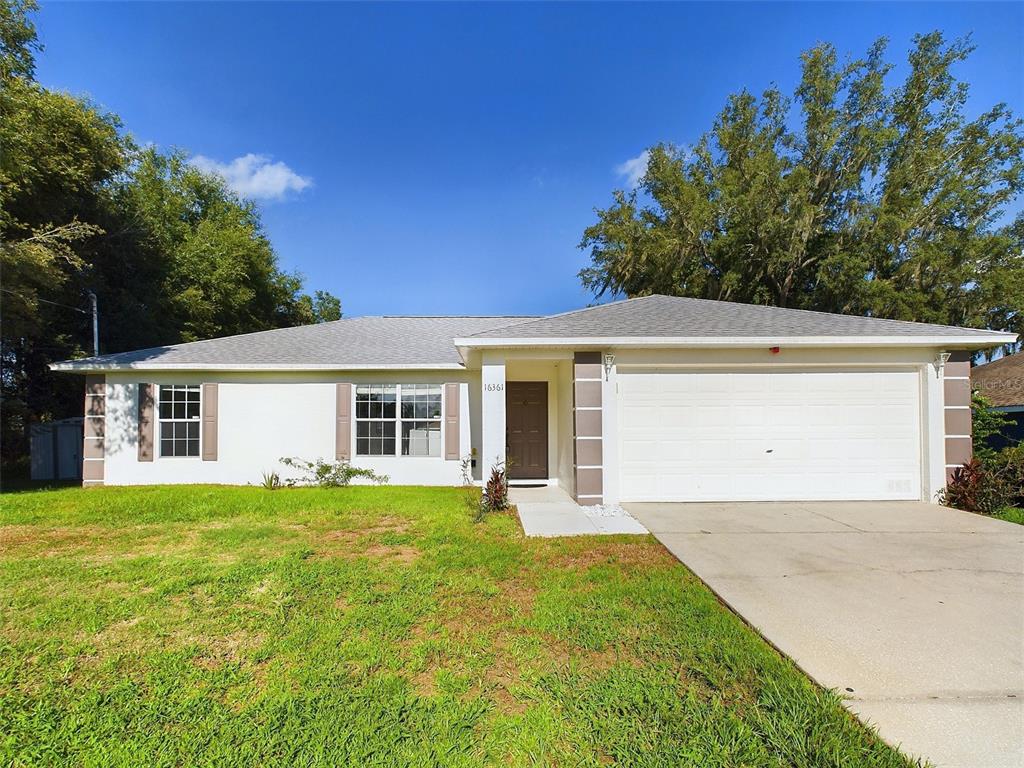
(138, 383, 155, 461)
(202, 383, 218, 461)
(444, 383, 460, 461)
(336, 383, 352, 460)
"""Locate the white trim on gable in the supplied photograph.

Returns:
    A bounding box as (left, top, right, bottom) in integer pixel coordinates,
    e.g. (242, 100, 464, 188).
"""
(454, 334, 1016, 350)
(50, 362, 468, 373)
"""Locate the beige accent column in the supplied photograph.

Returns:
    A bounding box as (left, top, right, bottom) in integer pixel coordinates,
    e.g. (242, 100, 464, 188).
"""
(444, 383, 460, 461)
(201, 383, 218, 461)
(82, 375, 105, 486)
(944, 352, 973, 480)
(138, 383, 155, 462)
(335, 383, 352, 460)
(573, 352, 603, 506)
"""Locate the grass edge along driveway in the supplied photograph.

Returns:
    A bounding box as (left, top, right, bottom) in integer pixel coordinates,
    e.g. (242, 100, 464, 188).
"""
(0, 485, 923, 767)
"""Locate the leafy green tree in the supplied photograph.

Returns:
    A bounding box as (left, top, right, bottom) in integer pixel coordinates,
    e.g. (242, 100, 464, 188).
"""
(110, 148, 330, 344)
(0, 0, 37, 80)
(295, 290, 343, 324)
(1, 0, 128, 470)
(581, 33, 1023, 349)
(0, 0, 341, 474)
(971, 391, 1011, 464)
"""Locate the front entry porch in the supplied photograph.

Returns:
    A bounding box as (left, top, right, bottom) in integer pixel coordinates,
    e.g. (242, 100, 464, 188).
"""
(478, 352, 611, 504)
(510, 485, 647, 537)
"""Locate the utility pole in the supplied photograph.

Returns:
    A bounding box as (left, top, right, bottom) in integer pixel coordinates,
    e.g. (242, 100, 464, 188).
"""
(88, 291, 98, 357)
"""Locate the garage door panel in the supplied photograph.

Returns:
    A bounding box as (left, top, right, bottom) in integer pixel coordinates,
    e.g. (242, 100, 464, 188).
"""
(618, 369, 922, 502)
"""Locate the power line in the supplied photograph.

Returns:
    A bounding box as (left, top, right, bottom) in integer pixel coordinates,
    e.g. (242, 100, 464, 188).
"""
(0, 287, 89, 314)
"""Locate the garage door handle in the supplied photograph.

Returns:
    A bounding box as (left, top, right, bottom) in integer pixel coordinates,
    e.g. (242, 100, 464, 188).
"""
(765, 449, 773, 453)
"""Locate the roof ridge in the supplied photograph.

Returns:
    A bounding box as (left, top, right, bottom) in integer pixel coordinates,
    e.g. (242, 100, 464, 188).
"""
(60, 314, 535, 365)
(664, 294, 995, 333)
(481, 293, 998, 336)
(466, 294, 655, 337)
(375, 314, 539, 319)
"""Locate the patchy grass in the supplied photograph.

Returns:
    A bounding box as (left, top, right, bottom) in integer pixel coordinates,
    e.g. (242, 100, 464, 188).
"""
(993, 507, 1024, 525)
(0, 485, 919, 767)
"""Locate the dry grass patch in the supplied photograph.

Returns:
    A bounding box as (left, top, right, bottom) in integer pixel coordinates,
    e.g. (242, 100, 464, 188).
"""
(544, 538, 678, 572)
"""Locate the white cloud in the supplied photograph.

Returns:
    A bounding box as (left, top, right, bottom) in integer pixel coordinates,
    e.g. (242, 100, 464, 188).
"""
(190, 153, 312, 201)
(615, 149, 650, 188)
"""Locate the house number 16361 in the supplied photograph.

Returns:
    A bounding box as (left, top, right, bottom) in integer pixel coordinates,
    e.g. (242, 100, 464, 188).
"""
(485, 383, 503, 392)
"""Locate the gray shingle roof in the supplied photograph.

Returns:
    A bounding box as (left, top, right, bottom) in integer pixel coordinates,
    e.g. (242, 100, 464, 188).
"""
(465, 295, 1005, 340)
(52, 316, 536, 370)
(51, 295, 1014, 372)
(973, 353, 1024, 408)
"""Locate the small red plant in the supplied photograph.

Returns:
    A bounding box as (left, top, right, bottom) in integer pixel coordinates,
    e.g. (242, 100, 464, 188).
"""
(480, 460, 509, 517)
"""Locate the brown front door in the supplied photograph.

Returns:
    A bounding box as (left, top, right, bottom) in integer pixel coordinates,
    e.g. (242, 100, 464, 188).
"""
(506, 381, 548, 479)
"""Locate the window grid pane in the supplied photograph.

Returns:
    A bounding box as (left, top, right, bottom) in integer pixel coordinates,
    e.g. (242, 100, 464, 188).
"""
(158, 385, 201, 457)
(355, 385, 397, 456)
(401, 420, 441, 457)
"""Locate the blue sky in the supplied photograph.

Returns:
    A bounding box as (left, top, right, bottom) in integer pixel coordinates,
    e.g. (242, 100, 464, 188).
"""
(36, 2, 1023, 318)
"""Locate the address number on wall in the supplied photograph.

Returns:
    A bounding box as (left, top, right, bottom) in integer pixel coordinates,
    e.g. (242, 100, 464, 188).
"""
(484, 383, 504, 392)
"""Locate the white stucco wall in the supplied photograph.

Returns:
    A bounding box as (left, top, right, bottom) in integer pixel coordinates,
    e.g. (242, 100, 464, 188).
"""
(103, 371, 476, 486)
(480, 353, 506, 478)
(97, 344, 950, 501)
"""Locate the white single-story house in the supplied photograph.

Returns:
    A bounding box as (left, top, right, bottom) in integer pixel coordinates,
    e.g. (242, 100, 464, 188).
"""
(52, 295, 1016, 504)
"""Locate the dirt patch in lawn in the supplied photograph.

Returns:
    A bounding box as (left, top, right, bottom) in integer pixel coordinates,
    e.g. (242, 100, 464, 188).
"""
(405, 575, 641, 713)
(362, 544, 420, 564)
(313, 517, 416, 560)
(545, 540, 677, 571)
(0, 524, 112, 555)
(321, 516, 410, 537)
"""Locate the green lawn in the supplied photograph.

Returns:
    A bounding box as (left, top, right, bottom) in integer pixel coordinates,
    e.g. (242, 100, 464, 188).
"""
(994, 507, 1024, 525)
(0, 485, 917, 767)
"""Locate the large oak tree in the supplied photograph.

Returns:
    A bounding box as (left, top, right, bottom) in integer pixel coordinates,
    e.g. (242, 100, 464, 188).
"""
(580, 34, 1023, 348)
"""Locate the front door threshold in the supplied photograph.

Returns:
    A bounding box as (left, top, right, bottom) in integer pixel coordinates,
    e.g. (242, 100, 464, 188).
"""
(509, 478, 557, 487)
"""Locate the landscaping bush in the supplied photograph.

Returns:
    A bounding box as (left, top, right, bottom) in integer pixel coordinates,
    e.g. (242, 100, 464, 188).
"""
(939, 458, 1016, 515)
(279, 457, 388, 487)
(940, 393, 1024, 515)
(995, 443, 1024, 505)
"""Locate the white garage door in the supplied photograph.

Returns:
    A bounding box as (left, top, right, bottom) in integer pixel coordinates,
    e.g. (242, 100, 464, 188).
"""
(617, 369, 922, 502)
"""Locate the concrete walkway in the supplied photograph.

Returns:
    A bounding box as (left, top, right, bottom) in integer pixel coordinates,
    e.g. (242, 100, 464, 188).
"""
(627, 501, 1024, 768)
(511, 486, 647, 537)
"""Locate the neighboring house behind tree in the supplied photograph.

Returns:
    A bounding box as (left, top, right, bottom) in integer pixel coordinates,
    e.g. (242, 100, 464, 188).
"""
(972, 353, 1024, 450)
(51, 295, 1015, 504)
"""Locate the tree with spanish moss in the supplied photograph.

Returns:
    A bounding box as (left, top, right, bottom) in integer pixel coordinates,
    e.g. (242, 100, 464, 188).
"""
(580, 33, 1023, 351)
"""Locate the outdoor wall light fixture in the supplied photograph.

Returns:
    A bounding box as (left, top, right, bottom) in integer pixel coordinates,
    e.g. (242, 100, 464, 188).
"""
(935, 351, 952, 378)
(603, 353, 615, 381)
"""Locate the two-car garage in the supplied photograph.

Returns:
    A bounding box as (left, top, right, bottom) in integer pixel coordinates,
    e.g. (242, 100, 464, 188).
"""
(616, 368, 923, 502)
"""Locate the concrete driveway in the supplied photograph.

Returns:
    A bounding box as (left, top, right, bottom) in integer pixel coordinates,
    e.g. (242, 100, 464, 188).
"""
(626, 501, 1024, 768)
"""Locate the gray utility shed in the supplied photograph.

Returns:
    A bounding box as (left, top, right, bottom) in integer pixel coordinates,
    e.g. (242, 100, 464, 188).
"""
(30, 417, 83, 481)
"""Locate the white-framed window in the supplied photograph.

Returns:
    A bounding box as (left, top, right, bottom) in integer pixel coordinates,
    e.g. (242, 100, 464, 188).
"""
(158, 384, 201, 457)
(355, 384, 442, 457)
(355, 384, 396, 456)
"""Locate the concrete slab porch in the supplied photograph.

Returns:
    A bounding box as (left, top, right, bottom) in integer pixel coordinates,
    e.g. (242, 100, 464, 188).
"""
(511, 485, 647, 537)
(627, 500, 1024, 768)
